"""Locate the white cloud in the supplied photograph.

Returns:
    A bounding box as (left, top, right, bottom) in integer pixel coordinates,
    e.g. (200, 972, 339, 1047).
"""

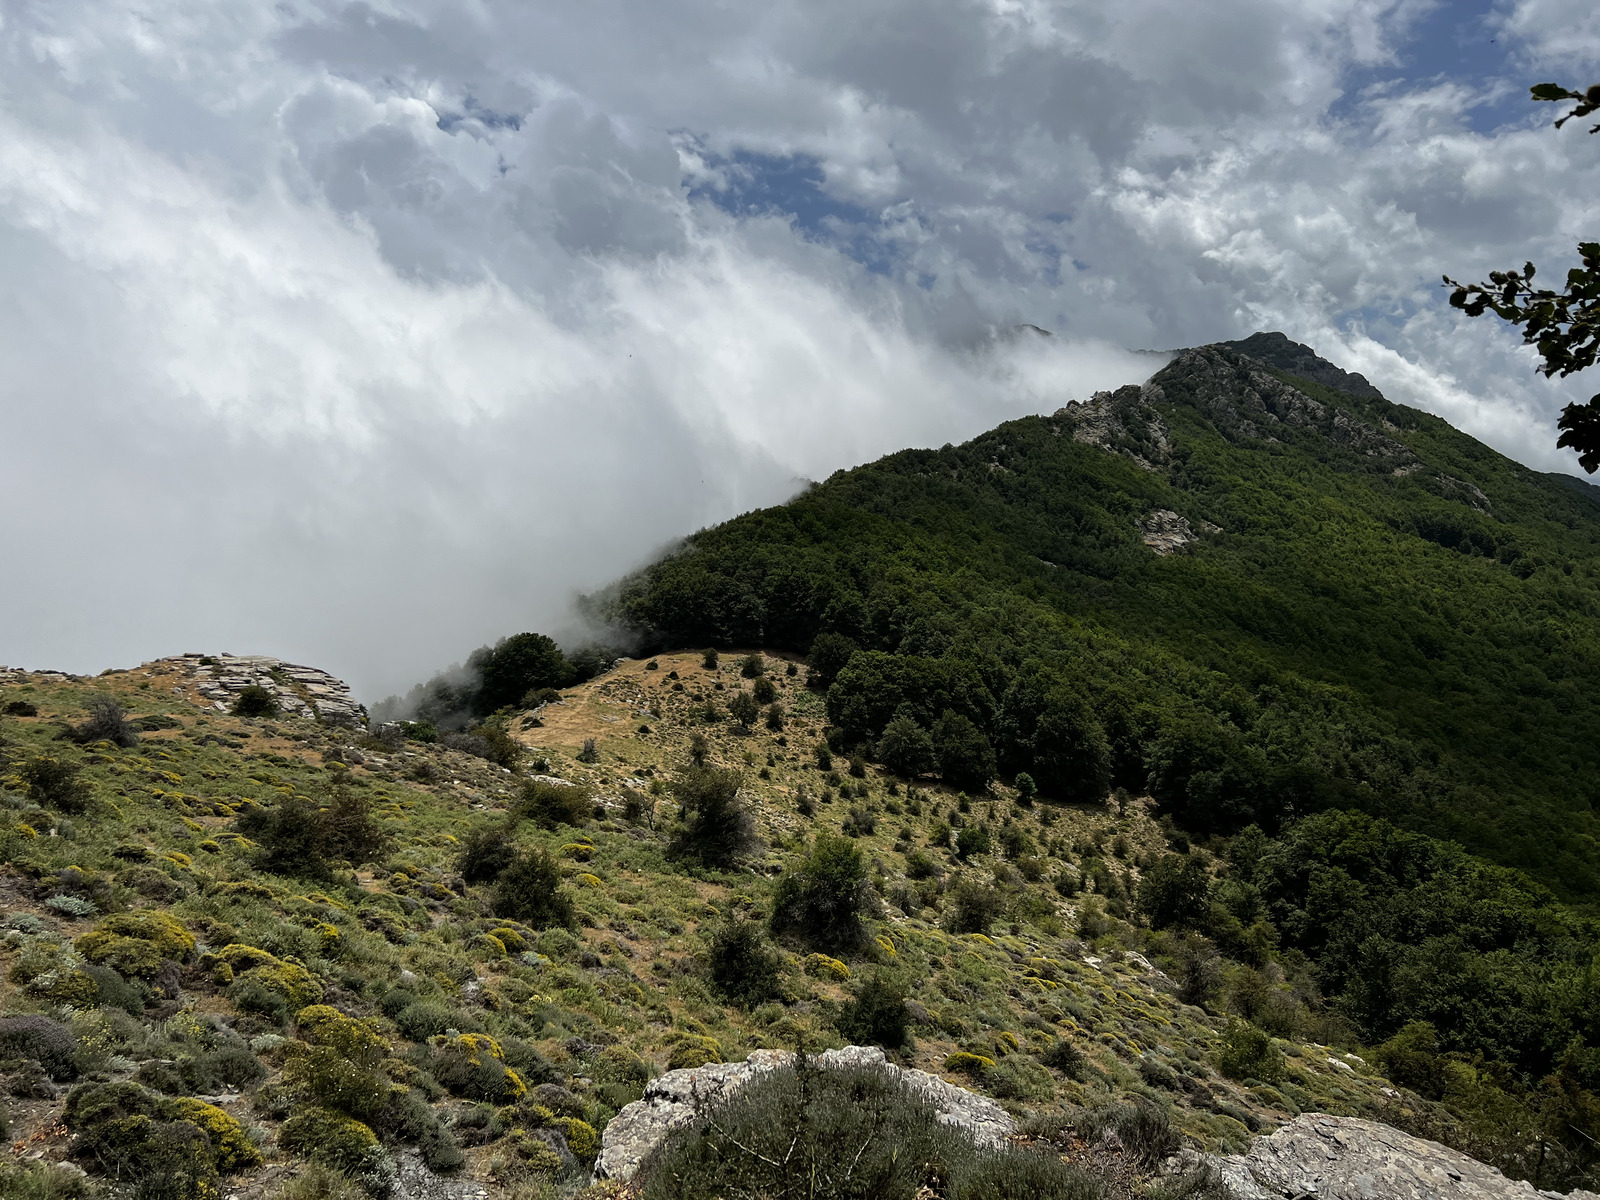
(0, 0, 1594, 697)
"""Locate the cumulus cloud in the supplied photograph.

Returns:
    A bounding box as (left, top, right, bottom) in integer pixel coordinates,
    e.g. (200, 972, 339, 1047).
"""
(0, 0, 1594, 697)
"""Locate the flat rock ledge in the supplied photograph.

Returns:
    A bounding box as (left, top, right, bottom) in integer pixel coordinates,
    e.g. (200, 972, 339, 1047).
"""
(1209, 1114, 1600, 1200)
(594, 1045, 1015, 1182)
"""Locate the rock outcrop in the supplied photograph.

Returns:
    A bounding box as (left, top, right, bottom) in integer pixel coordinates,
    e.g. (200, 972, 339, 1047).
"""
(1210, 1114, 1600, 1200)
(594, 1045, 1015, 1183)
(1139, 509, 1199, 555)
(151, 653, 365, 725)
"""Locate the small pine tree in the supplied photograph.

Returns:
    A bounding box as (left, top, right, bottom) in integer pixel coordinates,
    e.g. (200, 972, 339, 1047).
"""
(765, 703, 785, 732)
(702, 648, 720, 670)
(752, 676, 777, 704)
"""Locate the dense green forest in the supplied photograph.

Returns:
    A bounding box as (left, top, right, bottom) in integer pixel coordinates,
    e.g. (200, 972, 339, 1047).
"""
(600, 333, 1600, 903)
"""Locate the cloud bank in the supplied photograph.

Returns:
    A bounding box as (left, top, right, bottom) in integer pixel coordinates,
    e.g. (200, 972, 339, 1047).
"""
(0, 0, 1595, 697)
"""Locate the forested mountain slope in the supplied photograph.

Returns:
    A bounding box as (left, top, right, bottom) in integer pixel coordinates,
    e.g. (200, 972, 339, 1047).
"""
(603, 335, 1600, 900)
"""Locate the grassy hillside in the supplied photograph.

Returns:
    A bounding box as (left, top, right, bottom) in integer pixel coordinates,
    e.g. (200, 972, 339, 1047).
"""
(603, 338, 1600, 900)
(0, 656, 1448, 1200)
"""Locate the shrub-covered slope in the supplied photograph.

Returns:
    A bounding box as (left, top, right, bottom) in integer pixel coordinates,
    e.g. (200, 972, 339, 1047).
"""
(1, 655, 1461, 1200)
(603, 338, 1600, 900)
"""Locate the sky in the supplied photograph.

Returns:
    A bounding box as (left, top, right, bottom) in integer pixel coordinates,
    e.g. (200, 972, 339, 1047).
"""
(1, 0, 1597, 701)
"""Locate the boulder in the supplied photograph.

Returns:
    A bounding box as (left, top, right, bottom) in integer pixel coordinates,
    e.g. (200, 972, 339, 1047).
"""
(594, 1045, 1015, 1183)
(1212, 1114, 1600, 1200)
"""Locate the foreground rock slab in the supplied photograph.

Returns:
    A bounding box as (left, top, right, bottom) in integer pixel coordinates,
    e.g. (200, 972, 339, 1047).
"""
(595, 1045, 1015, 1182)
(1214, 1114, 1600, 1200)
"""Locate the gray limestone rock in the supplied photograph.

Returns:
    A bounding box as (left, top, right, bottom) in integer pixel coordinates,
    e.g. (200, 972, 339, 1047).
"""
(1211, 1114, 1600, 1200)
(594, 1045, 1016, 1183)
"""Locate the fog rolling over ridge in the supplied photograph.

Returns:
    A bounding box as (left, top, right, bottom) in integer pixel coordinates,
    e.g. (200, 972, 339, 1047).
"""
(0, 1, 1596, 696)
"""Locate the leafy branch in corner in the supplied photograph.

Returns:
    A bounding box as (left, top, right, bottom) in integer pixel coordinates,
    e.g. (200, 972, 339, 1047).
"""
(1444, 83, 1600, 471)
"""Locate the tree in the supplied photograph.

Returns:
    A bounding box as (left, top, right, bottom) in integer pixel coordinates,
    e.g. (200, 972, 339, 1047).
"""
(494, 847, 577, 929)
(805, 632, 858, 685)
(669, 768, 759, 868)
(728, 691, 760, 731)
(770, 833, 873, 949)
(877, 713, 936, 778)
(932, 710, 996, 791)
(1137, 853, 1212, 930)
(472, 633, 572, 715)
(1446, 83, 1600, 470)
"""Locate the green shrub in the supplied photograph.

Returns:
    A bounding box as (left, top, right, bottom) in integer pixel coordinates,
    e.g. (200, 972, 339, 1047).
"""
(236, 789, 387, 879)
(18, 756, 91, 814)
(232, 686, 281, 718)
(457, 824, 518, 883)
(668, 767, 758, 868)
(955, 823, 992, 860)
(77, 910, 195, 978)
(706, 919, 785, 1007)
(982, 1055, 1054, 1102)
(494, 848, 577, 930)
(269, 1162, 365, 1200)
(1074, 1101, 1181, 1169)
(1039, 1038, 1085, 1079)
(943, 880, 1004, 935)
(516, 781, 593, 829)
(741, 654, 766, 678)
(770, 833, 873, 950)
(0, 1016, 77, 1080)
(426, 1034, 526, 1103)
(836, 971, 911, 1050)
(1374, 1021, 1448, 1099)
(666, 1035, 724, 1071)
(395, 1002, 458, 1042)
(638, 1058, 1098, 1200)
(1217, 1019, 1283, 1083)
(753, 676, 777, 704)
(67, 696, 141, 748)
(702, 648, 719, 670)
(278, 1107, 386, 1178)
(1138, 854, 1211, 930)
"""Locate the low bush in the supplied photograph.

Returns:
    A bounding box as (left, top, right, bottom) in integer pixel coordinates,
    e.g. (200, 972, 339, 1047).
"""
(638, 1058, 1100, 1200)
(943, 880, 1005, 935)
(0, 1016, 78, 1081)
(67, 696, 140, 748)
(77, 910, 195, 978)
(17, 756, 91, 814)
(706, 918, 785, 1007)
(1074, 1100, 1181, 1168)
(516, 780, 593, 829)
(836, 971, 911, 1051)
(236, 789, 387, 879)
(232, 686, 281, 718)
